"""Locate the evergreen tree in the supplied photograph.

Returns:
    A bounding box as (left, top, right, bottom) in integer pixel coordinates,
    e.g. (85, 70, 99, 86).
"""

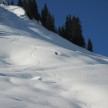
(58, 26, 62, 36)
(61, 15, 86, 48)
(65, 15, 73, 40)
(22, 0, 31, 19)
(58, 26, 66, 38)
(7, 0, 13, 5)
(22, 0, 27, 10)
(17, 0, 23, 7)
(71, 16, 85, 48)
(10, 0, 14, 5)
(8, 1, 10, 5)
(87, 38, 93, 52)
(28, 0, 39, 20)
(41, 4, 49, 28)
(19, 0, 39, 20)
(41, 3, 56, 32)
(48, 14, 56, 32)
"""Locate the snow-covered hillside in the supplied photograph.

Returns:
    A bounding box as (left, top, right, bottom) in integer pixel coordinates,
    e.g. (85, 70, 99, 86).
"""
(0, 5, 108, 108)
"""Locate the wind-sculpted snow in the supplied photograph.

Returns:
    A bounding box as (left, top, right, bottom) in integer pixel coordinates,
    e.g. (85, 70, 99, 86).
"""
(0, 4, 108, 108)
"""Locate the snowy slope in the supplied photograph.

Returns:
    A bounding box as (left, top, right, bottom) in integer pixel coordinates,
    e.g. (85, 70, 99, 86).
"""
(0, 5, 108, 108)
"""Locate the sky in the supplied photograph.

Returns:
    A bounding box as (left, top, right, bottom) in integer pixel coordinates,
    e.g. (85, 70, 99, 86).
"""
(6, 0, 108, 56)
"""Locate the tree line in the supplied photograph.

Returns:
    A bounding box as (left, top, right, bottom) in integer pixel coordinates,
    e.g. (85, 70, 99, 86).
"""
(8, 0, 93, 52)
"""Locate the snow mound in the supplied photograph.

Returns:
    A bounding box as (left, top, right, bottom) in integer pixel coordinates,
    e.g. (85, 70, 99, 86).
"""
(0, 4, 25, 17)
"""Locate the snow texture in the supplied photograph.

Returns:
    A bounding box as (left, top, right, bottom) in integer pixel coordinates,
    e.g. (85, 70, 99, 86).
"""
(0, 4, 108, 108)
